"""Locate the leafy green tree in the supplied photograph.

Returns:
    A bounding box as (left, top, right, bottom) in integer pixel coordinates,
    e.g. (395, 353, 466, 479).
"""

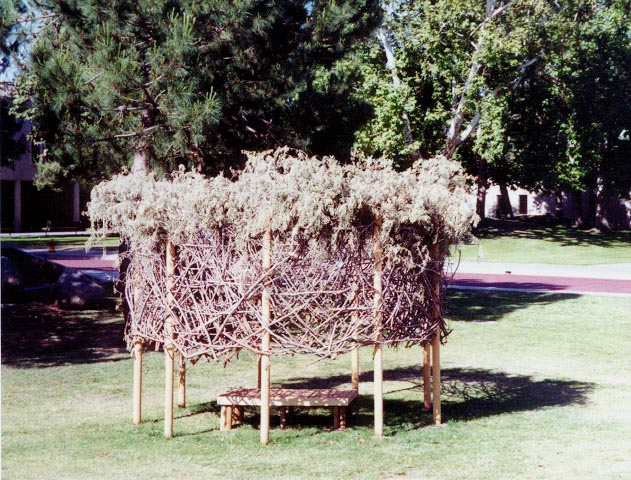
(11, 0, 380, 187)
(356, 0, 631, 227)
(550, 0, 631, 229)
(468, 0, 631, 227)
(356, 0, 555, 215)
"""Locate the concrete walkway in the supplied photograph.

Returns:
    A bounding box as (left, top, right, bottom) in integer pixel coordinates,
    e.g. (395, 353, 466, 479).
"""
(446, 261, 631, 296)
(447, 260, 631, 280)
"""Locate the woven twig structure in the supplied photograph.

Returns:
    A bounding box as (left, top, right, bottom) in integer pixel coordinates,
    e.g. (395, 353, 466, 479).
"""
(89, 147, 476, 363)
(123, 227, 446, 362)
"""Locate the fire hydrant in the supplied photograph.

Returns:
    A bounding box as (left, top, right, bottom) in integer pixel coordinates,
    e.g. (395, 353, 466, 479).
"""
(48, 239, 56, 253)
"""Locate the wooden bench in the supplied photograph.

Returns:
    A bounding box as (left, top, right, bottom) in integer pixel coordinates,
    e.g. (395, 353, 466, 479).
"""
(217, 388, 358, 431)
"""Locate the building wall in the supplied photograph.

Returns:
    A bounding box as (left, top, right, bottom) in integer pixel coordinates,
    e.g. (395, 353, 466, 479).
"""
(1, 90, 85, 232)
(479, 185, 631, 228)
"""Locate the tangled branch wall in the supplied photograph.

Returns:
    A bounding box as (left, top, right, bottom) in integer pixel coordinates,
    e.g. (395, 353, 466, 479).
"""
(88, 147, 477, 362)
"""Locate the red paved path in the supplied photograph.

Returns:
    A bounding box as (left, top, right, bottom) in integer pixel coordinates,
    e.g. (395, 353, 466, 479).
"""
(50, 258, 116, 271)
(47, 255, 631, 295)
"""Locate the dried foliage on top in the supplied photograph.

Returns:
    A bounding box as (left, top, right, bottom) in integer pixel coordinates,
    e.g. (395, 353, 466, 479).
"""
(88, 147, 475, 252)
(87, 148, 477, 361)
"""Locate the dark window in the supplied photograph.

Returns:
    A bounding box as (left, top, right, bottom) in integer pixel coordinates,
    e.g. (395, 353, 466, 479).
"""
(519, 194, 528, 215)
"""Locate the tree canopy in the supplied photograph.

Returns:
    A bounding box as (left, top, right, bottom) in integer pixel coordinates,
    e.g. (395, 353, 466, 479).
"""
(355, 0, 631, 226)
(11, 0, 381, 187)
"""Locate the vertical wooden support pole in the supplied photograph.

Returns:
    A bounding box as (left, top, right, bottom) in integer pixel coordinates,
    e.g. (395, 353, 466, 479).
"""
(351, 275, 360, 391)
(260, 227, 272, 445)
(132, 339, 143, 424)
(423, 343, 431, 411)
(257, 356, 262, 389)
(177, 352, 186, 408)
(164, 241, 176, 439)
(373, 218, 384, 438)
(432, 331, 441, 425)
(430, 242, 442, 425)
(351, 345, 360, 391)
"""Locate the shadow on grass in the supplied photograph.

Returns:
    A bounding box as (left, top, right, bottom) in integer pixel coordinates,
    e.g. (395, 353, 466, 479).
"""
(287, 366, 591, 431)
(186, 366, 592, 433)
(446, 289, 581, 322)
(474, 218, 631, 248)
(1, 300, 127, 368)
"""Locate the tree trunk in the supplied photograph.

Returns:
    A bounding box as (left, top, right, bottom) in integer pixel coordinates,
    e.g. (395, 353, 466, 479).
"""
(475, 157, 489, 218)
(570, 190, 585, 228)
(499, 183, 514, 219)
(594, 170, 611, 231)
(554, 192, 564, 220)
(476, 181, 487, 219)
(131, 108, 153, 174)
(132, 147, 149, 174)
(376, 28, 422, 162)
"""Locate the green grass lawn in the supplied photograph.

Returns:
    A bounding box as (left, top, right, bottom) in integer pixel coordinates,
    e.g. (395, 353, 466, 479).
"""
(454, 218, 631, 265)
(3, 290, 631, 479)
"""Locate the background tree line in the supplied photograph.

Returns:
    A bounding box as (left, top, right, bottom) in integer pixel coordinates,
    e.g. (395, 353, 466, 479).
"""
(2, 0, 630, 229)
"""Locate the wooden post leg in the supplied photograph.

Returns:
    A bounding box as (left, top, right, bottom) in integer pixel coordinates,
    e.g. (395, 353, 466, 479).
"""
(164, 240, 177, 438)
(132, 340, 143, 425)
(374, 344, 384, 437)
(432, 332, 442, 425)
(260, 227, 272, 445)
(429, 242, 443, 426)
(351, 346, 359, 391)
(423, 343, 431, 411)
(260, 347, 271, 443)
(373, 218, 384, 438)
(164, 344, 175, 438)
(177, 352, 186, 408)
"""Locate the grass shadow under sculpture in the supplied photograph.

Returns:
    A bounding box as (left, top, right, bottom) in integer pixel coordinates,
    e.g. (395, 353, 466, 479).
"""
(279, 366, 592, 432)
(185, 366, 592, 433)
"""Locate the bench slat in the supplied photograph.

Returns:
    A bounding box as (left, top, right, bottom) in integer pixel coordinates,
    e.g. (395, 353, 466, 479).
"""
(217, 388, 358, 407)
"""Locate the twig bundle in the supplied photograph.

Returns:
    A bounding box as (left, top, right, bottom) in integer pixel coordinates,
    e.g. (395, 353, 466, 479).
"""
(88, 147, 477, 362)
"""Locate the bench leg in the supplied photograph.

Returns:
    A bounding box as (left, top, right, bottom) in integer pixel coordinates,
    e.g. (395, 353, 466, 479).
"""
(340, 407, 347, 429)
(232, 406, 243, 426)
(220, 406, 234, 431)
(279, 406, 287, 429)
(226, 406, 233, 430)
(220, 406, 227, 431)
(333, 406, 341, 430)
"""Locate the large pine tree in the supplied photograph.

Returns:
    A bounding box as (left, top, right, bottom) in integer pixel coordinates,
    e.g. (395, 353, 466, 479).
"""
(12, 0, 381, 186)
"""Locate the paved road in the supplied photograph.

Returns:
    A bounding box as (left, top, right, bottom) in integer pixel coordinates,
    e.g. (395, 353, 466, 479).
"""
(17, 247, 631, 296)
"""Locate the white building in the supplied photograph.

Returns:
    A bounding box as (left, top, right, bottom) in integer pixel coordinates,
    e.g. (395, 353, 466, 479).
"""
(472, 184, 631, 228)
(1, 83, 84, 233)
